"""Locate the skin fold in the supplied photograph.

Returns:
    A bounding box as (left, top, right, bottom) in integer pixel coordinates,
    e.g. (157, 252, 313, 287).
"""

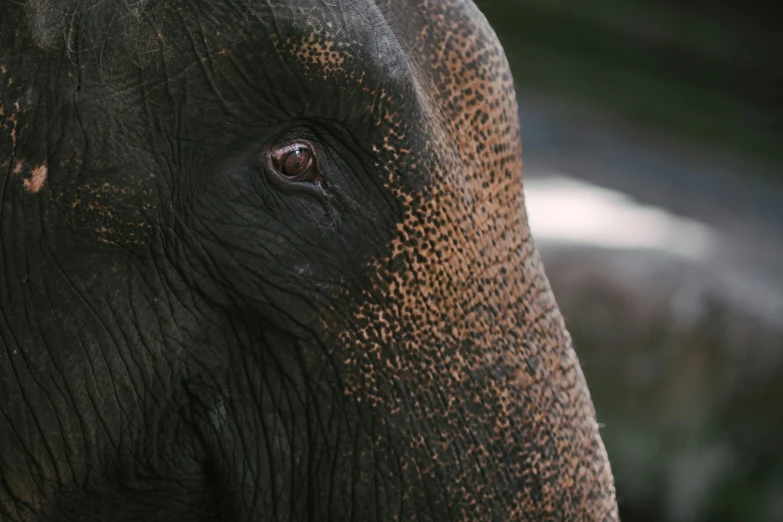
(0, 0, 617, 520)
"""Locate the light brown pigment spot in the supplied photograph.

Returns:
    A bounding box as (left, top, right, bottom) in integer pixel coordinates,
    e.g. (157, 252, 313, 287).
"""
(288, 35, 354, 79)
(273, 15, 363, 81)
(24, 163, 48, 194)
(7, 113, 18, 146)
(12, 160, 23, 175)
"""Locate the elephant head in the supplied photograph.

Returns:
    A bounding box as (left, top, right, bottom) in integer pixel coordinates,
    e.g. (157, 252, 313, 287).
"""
(0, 0, 617, 520)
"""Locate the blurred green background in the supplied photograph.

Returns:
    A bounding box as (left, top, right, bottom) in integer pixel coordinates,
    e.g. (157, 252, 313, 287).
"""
(477, 1, 783, 521)
(479, 0, 782, 166)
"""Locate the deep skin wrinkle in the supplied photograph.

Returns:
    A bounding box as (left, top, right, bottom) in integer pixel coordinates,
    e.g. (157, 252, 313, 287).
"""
(0, 0, 617, 520)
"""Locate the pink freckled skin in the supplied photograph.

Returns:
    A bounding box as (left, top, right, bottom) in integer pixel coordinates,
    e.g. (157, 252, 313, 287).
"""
(24, 164, 48, 194)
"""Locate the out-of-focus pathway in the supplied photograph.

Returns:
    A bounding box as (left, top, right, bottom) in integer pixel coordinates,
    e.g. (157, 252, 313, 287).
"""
(519, 92, 783, 329)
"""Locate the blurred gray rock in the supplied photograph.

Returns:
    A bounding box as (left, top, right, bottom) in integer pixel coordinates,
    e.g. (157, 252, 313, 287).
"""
(540, 244, 783, 522)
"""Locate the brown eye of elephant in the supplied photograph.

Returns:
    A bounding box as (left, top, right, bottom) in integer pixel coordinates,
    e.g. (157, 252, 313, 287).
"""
(271, 143, 317, 181)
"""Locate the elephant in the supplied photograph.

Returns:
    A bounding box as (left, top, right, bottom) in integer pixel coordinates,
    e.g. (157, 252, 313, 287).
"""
(0, 0, 617, 520)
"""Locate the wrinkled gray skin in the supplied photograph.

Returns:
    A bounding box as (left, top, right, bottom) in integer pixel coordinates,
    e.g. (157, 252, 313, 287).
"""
(0, 0, 617, 520)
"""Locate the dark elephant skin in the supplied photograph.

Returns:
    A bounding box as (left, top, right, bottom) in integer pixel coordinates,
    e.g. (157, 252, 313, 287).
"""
(0, 1, 617, 520)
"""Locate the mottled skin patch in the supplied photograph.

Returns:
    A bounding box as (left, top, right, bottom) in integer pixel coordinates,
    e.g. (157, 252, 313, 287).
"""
(1, 0, 616, 520)
(299, 2, 616, 518)
(24, 163, 47, 193)
(280, 16, 360, 80)
(266, 1, 617, 516)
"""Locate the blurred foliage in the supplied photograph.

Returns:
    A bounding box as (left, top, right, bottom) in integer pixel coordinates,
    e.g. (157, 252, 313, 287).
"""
(478, 0, 783, 169)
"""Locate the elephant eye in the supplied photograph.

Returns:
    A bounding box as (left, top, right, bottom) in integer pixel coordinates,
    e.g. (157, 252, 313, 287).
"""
(271, 142, 318, 181)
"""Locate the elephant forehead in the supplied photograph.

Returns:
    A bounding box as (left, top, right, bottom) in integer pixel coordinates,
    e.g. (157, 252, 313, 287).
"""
(18, 1, 495, 141)
(20, 0, 488, 109)
(22, 0, 412, 80)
